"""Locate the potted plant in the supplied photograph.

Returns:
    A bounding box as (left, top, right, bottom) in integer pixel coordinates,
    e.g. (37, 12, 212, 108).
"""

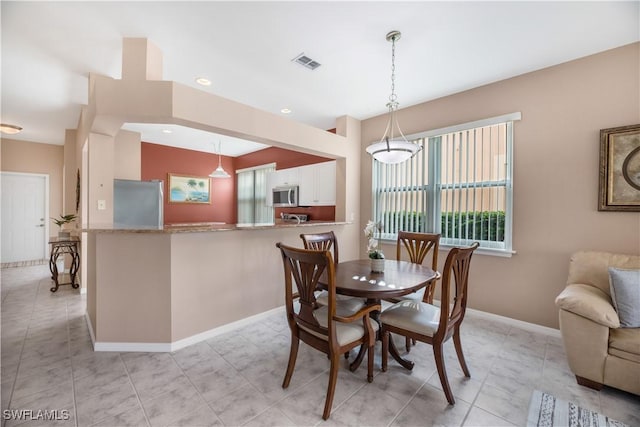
(51, 214, 77, 239)
(364, 220, 385, 273)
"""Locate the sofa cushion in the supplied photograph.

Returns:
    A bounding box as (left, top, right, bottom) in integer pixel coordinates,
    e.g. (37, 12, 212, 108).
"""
(568, 251, 640, 296)
(609, 268, 640, 328)
(609, 327, 640, 363)
(555, 284, 620, 328)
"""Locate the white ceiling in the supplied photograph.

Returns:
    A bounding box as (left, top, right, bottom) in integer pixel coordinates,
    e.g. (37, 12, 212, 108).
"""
(2, 1, 638, 156)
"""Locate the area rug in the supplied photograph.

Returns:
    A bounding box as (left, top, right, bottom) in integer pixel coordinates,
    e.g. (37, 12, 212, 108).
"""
(527, 390, 628, 427)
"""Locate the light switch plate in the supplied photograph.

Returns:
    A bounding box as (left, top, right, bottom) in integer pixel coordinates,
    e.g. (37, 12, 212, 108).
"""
(97, 200, 106, 210)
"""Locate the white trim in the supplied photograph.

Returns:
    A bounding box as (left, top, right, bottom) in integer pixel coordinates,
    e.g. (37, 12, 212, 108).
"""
(85, 311, 96, 347)
(466, 307, 561, 337)
(79, 286, 86, 295)
(236, 162, 276, 174)
(438, 243, 516, 258)
(408, 112, 522, 140)
(90, 305, 284, 352)
(87, 299, 559, 353)
(168, 306, 283, 352)
(433, 300, 560, 337)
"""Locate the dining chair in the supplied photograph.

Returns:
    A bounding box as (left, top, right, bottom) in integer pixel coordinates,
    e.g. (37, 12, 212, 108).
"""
(276, 242, 380, 420)
(300, 231, 365, 314)
(389, 231, 441, 351)
(380, 242, 479, 405)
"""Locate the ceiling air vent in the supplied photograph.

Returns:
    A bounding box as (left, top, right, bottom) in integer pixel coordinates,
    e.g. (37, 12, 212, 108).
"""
(292, 53, 321, 70)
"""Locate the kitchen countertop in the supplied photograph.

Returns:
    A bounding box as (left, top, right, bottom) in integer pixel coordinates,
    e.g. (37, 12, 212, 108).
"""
(84, 220, 349, 234)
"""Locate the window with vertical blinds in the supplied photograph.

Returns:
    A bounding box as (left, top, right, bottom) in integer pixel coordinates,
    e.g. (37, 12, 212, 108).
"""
(237, 163, 275, 225)
(372, 113, 519, 254)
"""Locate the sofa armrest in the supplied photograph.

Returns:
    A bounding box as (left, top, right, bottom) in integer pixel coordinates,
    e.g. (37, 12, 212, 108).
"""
(555, 284, 620, 328)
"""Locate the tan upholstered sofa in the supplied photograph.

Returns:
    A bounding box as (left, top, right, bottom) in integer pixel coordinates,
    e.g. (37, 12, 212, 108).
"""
(555, 251, 640, 396)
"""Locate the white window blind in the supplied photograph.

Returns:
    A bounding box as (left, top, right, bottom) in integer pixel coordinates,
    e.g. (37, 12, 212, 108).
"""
(372, 113, 518, 254)
(237, 164, 275, 225)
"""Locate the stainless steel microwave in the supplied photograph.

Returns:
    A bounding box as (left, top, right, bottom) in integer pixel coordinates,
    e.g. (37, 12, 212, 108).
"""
(272, 185, 299, 207)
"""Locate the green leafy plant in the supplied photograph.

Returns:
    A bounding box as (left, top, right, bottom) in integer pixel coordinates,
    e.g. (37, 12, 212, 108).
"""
(51, 214, 77, 228)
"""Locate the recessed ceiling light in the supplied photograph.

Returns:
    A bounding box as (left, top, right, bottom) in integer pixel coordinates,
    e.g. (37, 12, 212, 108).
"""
(0, 123, 23, 134)
(281, 108, 292, 114)
(161, 129, 172, 134)
(195, 77, 211, 86)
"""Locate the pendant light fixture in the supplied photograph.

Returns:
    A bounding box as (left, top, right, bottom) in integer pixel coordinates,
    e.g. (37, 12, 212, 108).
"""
(209, 141, 231, 178)
(0, 123, 23, 134)
(366, 31, 421, 164)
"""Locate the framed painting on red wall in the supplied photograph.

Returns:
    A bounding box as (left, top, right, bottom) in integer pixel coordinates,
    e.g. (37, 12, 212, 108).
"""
(168, 173, 211, 204)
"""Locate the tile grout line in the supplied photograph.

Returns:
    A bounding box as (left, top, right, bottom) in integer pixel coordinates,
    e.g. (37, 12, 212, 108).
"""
(118, 353, 153, 427)
(385, 367, 432, 427)
(65, 287, 79, 427)
(204, 329, 327, 426)
(167, 350, 225, 426)
(458, 324, 514, 427)
(1, 278, 39, 427)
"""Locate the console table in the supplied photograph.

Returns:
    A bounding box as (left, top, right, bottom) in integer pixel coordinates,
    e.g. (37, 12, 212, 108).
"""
(48, 237, 80, 292)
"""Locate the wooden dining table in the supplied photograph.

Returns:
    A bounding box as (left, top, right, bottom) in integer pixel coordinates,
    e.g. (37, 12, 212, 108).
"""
(318, 258, 438, 370)
(319, 258, 438, 303)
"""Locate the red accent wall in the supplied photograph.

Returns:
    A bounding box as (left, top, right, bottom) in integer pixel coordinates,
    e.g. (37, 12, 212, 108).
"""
(141, 142, 235, 224)
(141, 143, 336, 224)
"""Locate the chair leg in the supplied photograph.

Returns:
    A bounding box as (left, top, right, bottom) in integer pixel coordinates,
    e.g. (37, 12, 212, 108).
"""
(349, 344, 366, 372)
(282, 336, 299, 389)
(433, 343, 455, 405)
(367, 343, 374, 383)
(381, 330, 389, 372)
(453, 328, 470, 377)
(405, 336, 412, 352)
(323, 353, 340, 420)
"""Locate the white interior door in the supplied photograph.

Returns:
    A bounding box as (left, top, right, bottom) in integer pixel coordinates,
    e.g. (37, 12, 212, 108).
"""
(1, 172, 48, 263)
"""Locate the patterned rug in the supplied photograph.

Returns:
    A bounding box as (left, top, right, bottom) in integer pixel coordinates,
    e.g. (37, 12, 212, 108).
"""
(527, 390, 628, 427)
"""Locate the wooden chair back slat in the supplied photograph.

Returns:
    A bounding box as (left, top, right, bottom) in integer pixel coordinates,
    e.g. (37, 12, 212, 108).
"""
(396, 231, 440, 303)
(436, 242, 478, 340)
(300, 231, 339, 265)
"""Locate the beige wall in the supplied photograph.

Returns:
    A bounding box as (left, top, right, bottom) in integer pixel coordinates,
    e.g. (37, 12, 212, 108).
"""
(361, 42, 640, 328)
(1, 138, 65, 238)
(90, 224, 349, 344)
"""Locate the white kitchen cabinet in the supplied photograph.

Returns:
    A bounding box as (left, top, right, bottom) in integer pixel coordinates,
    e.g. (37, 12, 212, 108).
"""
(265, 168, 299, 206)
(298, 160, 336, 206)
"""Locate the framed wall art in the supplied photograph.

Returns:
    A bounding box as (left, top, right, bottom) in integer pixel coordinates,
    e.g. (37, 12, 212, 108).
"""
(598, 124, 640, 211)
(168, 174, 211, 204)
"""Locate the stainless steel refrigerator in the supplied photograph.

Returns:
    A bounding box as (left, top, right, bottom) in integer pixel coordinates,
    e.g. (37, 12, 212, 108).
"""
(113, 179, 164, 229)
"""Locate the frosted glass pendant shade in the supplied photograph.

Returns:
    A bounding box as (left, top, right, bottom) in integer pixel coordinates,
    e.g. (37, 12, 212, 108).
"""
(366, 139, 421, 164)
(209, 152, 230, 178)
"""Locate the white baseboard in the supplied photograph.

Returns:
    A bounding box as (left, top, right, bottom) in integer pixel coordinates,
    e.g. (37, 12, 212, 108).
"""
(466, 306, 561, 337)
(85, 311, 96, 348)
(87, 306, 284, 353)
(84, 302, 559, 353)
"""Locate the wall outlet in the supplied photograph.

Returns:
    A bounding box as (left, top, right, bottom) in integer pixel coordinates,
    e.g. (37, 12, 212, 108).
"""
(97, 200, 106, 210)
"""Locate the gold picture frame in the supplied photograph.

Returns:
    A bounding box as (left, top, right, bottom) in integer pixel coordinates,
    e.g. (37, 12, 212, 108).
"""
(168, 174, 211, 204)
(598, 124, 640, 211)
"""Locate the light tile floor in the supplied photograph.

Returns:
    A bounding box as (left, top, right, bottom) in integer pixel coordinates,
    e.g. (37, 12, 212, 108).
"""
(1, 265, 639, 427)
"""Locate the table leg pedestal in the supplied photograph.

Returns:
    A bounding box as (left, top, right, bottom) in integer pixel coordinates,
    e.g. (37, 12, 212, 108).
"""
(388, 335, 415, 370)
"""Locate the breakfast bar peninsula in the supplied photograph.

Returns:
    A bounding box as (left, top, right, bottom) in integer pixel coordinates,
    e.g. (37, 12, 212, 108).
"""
(84, 221, 351, 352)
